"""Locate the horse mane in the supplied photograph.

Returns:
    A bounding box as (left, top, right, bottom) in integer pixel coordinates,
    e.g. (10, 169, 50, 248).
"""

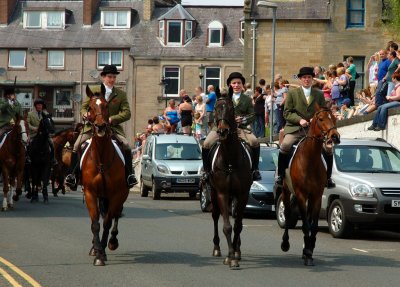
(54, 127, 73, 136)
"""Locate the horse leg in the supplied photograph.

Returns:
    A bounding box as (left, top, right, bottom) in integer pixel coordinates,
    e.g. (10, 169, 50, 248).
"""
(86, 193, 105, 266)
(297, 195, 313, 266)
(232, 195, 246, 267)
(281, 187, 291, 252)
(307, 197, 322, 266)
(51, 172, 57, 197)
(100, 214, 112, 262)
(12, 168, 23, 202)
(211, 190, 221, 257)
(108, 208, 122, 251)
(42, 186, 49, 204)
(7, 186, 13, 209)
(2, 170, 10, 211)
(219, 194, 235, 268)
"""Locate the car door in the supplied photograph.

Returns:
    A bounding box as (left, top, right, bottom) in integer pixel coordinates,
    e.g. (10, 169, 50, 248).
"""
(141, 138, 153, 186)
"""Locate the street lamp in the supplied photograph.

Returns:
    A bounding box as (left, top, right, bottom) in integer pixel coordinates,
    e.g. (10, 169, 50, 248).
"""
(250, 19, 258, 90)
(159, 76, 168, 107)
(257, 1, 277, 143)
(198, 64, 205, 89)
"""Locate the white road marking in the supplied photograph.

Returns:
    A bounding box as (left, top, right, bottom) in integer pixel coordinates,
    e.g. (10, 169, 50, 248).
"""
(352, 248, 369, 253)
(243, 224, 273, 227)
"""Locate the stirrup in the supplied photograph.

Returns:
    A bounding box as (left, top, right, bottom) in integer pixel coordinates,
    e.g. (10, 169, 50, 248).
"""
(275, 176, 283, 186)
(127, 174, 138, 188)
(65, 174, 77, 188)
(252, 170, 262, 181)
(326, 178, 336, 189)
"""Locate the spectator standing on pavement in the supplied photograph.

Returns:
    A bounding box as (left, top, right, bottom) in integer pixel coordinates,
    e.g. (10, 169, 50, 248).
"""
(375, 49, 391, 107)
(367, 52, 380, 96)
(346, 57, 357, 106)
(385, 46, 400, 98)
(252, 86, 265, 138)
(205, 85, 217, 132)
(244, 83, 254, 98)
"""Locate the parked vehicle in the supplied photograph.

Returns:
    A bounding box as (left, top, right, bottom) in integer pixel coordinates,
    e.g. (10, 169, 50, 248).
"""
(274, 138, 400, 238)
(200, 143, 279, 215)
(140, 134, 203, 200)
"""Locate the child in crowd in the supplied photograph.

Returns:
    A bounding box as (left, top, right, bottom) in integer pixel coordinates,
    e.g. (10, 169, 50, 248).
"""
(194, 112, 202, 140)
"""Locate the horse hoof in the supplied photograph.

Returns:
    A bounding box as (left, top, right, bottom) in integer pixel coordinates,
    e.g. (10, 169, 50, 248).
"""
(223, 257, 230, 265)
(212, 249, 221, 257)
(1, 207, 6, 212)
(230, 259, 240, 269)
(93, 258, 105, 266)
(12, 195, 19, 202)
(7, 204, 13, 209)
(52, 192, 58, 197)
(304, 257, 314, 266)
(89, 247, 96, 256)
(25, 193, 32, 199)
(234, 251, 241, 261)
(44, 199, 49, 204)
(281, 241, 290, 252)
(108, 239, 119, 251)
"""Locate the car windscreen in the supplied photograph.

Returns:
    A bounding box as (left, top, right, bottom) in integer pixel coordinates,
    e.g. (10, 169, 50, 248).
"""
(334, 145, 400, 173)
(259, 148, 278, 171)
(155, 143, 201, 160)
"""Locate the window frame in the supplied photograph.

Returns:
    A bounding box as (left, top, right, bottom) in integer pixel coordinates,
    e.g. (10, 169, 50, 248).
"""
(207, 21, 224, 47)
(346, 0, 365, 28)
(159, 20, 165, 40)
(205, 67, 221, 92)
(163, 66, 180, 97)
(167, 20, 183, 46)
(100, 10, 131, 29)
(53, 89, 73, 109)
(185, 21, 193, 43)
(8, 50, 27, 69)
(97, 50, 123, 69)
(47, 50, 65, 70)
(240, 21, 245, 41)
(23, 11, 65, 29)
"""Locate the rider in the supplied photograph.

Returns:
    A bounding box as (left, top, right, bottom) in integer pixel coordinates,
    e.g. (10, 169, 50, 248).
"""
(202, 72, 262, 181)
(0, 88, 22, 136)
(27, 98, 57, 165)
(275, 66, 336, 188)
(65, 64, 138, 191)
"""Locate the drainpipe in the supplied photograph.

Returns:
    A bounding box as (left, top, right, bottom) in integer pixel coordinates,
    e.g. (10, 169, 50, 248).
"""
(251, 19, 258, 89)
(79, 47, 83, 123)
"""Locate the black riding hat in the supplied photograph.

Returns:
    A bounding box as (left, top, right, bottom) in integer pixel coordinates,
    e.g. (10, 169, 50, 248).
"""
(34, 98, 46, 108)
(297, 67, 315, 78)
(100, 64, 120, 76)
(226, 72, 246, 86)
(4, 88, 15, 96)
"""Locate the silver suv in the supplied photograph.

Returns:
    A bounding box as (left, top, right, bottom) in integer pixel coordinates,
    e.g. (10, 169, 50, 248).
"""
(139, 134, 203, 200)
(275, 138, 400, 238)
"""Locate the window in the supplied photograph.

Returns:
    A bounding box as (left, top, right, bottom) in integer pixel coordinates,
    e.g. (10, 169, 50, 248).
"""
(185, 21, 192, 43)
(159, 21, 164, 39)
(344, 55, 365, 90)
(101, 10, 130, 29)
(48, 50, 65, 69)
(8, 50, 26, 68)
(97, 50, 123, 69)
(23, 11, 65, 29)
(16, 89, 33, 109)
(346, 0, 365, 28)
(167, 21, 182, 45)
(240, 21, 245, 41)
(205, 67, 221, 92)
(208, 21, 224, 46)
(54, 89, 72, 108)
(163, 67, 180, 96)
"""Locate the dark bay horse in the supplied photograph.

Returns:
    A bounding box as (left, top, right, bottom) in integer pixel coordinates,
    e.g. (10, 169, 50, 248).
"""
(51, 123, 83, 196)
(27, 113, 55, 203)
(0, 117, 28, 211)
(81, 85, 129, 266)
(281, 105, 340, 266)
(209, 97, 253, 269)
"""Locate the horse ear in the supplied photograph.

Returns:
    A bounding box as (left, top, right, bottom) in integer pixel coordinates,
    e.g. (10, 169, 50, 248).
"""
(86, 85, 94, 98)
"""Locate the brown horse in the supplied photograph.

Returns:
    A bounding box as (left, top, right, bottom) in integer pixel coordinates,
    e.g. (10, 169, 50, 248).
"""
(208, 97, 252, 269)
(51, 123, 83, 196)
(281, 105, 340, 266)
(0, 117, 29, 211)
(81, 85, 129, 266)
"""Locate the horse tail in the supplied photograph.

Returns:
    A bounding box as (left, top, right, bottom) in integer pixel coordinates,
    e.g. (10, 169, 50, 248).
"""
(99, 197, 109, 218)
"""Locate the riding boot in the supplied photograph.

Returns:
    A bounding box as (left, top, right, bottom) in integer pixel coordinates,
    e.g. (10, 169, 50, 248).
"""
(201, 148, 211, 181)
(324, 152, 336, 188)
(65, 151, 79, 191)
(124, 149, 138, 188)
(25, 145, 31, 165)
(276, 152, 289, 186)
(48, 138, 57, 166)
(251, 146, 262, 181)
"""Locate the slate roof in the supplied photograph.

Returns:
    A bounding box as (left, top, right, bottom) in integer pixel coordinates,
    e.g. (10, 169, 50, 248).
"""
(251, 0, 330, 20)
(158, 4, 195, 20)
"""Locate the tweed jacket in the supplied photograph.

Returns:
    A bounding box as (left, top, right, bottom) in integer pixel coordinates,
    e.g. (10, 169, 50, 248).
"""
(27, 110, 49, 137)
(81, 85, 131, 136)
(0, 98, 22, 128)
(283, 87, 326, 135)
(233, 93, 255, 129)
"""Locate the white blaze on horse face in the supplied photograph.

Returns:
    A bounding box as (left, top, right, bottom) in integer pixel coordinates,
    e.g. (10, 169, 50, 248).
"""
(96, 99, 102, 106)
(20, 120, 28, 144)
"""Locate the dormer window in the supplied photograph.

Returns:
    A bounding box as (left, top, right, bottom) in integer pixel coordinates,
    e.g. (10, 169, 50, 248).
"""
(101, 9, 131, 29)
(208, 21, 224, 47)
(23, 9, 68, 29)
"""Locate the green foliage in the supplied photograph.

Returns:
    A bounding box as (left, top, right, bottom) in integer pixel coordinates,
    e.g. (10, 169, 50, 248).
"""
(382, 0, 400, 38)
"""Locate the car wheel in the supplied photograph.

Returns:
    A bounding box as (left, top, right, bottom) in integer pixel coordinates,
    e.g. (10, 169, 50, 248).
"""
(199, 181, 212, 212)
(152, 179, 161, 200)
(276, 194, 298, 229)
(328, 199, 353, 238)
(140, 178, 149, 197)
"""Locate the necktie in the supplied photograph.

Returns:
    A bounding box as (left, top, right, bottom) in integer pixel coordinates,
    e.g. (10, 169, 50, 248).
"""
(38, 112, 41, 119)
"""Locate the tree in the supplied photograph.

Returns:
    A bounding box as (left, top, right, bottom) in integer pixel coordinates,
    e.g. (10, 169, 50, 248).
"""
(382, 0, 400, 39)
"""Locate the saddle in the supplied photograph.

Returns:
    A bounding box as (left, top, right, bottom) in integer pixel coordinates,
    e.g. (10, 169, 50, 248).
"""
(0, 126, 13, 149)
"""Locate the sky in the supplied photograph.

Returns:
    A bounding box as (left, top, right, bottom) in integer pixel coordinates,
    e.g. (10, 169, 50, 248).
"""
(181, 0, 244, 6)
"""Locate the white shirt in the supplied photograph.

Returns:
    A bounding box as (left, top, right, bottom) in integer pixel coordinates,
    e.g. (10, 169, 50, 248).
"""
(104, 85, 113, 101)
(302, 86, 311, 103)
(232, 93, 241, 104)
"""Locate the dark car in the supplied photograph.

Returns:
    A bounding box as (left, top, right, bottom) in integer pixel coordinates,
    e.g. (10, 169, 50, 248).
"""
(200, 143, 279, 214)
(274, 138, 400, 238)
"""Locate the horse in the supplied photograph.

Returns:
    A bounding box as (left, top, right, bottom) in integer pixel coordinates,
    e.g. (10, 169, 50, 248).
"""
(81, 84, 129, 266)
(280, 105, 340, 266)
(26, 113, 55, 203)
(0, 117, 29, 211)
(208, 96, 253, 269)
(50, 124, 83, 196)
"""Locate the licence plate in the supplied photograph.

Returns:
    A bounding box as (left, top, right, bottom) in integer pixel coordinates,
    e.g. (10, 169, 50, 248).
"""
(177, 178, 195, 184)
(391, 200, 400, 207)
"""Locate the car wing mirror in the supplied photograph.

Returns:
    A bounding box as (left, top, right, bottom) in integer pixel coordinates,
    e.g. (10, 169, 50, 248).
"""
(142, 154, 151, 161)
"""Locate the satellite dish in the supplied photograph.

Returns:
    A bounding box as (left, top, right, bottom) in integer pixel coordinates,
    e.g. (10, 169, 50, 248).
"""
(89, 70, 100, 79)
(71, 93, 82, 102)
(0, 67, 7, 76)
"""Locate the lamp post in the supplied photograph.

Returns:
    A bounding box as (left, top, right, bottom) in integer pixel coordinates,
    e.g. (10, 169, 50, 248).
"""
(159, 76, 168, 107)
(198, 64, 205, 90)
(257, 1, 277, 143)
(250, 19, 258, 90)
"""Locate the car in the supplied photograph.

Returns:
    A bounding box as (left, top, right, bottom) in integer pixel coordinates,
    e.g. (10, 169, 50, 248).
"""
(199, 143, 279, 215)
(140, 134, 203, 200)
(274, 137, 400, 238)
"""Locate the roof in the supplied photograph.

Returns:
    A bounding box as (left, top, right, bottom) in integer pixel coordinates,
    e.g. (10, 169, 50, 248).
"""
(152, 133, 200, 144)
(251, 0, 330, 20)
(335, 138, 393, 148)
(158, 4, 196, 20)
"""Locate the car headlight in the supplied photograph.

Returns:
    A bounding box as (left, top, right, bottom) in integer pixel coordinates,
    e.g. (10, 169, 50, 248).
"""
(251, 181, 266, 191)
(349, 183, 375, 198)
(198, 165, 203, 175)
(157, 164, 170, 174)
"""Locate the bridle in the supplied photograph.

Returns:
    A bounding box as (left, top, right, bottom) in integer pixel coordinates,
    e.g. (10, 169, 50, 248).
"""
(214, 97, 237, 136)
(311, 108, 338, 142)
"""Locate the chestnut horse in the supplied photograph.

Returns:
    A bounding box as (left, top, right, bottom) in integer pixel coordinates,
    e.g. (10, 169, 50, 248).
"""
(281, 105, 340, 266)
(0, 117, 28, 211)
(51, 123, 83, 196)
(81, 85, 129, 266)
(209, 97, 252, 269)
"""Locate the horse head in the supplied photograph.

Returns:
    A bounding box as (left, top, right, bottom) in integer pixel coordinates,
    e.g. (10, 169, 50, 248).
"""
(39, 113, 55, 136)
(214, 96, 236, 140)
(86, 84, 109, 137)
(311, 104, 340, 148)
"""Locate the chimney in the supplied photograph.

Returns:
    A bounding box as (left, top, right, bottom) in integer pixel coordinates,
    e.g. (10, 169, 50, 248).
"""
(143, 0, 154, 21)
(83, 0, 101, 26)
(0, 0, 18, 25)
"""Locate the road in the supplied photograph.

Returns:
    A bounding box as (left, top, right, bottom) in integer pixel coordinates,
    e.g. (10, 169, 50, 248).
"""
(1, 188, 400, 287)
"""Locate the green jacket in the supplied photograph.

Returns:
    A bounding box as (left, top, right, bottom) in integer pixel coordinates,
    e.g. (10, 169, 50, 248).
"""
(81, 85, 131, 136)
(0, 98, 22, 128)
(283, 87, 326, 135)
(27, 110, 49, 136)
(233, 93, 255, 129)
